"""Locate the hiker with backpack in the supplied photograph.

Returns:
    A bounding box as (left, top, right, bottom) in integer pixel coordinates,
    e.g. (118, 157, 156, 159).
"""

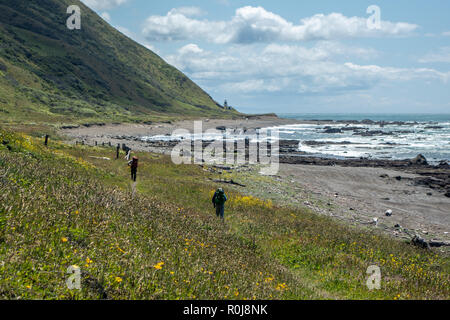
(212, 188, 227, 221)
(128, 156, 139, 182)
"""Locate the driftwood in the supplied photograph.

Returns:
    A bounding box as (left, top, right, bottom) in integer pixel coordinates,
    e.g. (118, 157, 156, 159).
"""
(428, 240, 450, 248)
(213, 179, 246, 187)
(410, 235, 450, 249)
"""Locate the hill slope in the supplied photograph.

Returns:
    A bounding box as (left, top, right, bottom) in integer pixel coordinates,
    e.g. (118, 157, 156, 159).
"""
(0, 0, 236, 124)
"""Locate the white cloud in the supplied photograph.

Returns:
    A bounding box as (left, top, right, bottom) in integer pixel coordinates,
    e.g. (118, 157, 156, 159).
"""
(143, 6, 418, 44)
(419, 47, 450, 63)
(100, 12, 111, 22)
(442, 31, 450, 36)
(81, 0, 129, 10)
(166, 42, 448, 94)
(169, 7, 206, 17)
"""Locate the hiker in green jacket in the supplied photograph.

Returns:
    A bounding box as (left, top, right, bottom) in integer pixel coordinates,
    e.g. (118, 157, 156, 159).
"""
(212, 188, 227, 221)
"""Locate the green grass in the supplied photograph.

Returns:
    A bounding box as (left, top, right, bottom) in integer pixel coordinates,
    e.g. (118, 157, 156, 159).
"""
(0, 127, 449, 300)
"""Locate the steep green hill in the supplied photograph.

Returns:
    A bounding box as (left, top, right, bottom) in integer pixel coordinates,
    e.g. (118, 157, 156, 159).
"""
(0, 0, 236, 124)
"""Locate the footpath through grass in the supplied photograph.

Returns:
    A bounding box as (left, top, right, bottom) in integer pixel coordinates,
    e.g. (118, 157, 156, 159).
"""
(0, 128, 449, 299)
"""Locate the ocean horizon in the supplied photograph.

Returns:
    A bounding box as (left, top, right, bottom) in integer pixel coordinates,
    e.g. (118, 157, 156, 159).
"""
(277, 113, 450, 122)
(270, 113, 450, 163)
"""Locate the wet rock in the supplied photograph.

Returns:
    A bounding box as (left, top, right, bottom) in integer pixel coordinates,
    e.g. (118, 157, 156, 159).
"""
(341, 126, 367, 131)
(410, 154, 428, 166)
(437, 161, 449, 168)
(323, 128, 343, 134)
(414, 177, 446, 190)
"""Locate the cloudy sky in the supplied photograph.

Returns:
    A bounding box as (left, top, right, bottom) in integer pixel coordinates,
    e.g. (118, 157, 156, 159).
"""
(81, 0, 450, 114)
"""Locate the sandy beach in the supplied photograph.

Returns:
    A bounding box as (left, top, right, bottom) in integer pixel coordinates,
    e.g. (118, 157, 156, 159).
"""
(279, 164, 450, 242)
(60, 117, 450, 246)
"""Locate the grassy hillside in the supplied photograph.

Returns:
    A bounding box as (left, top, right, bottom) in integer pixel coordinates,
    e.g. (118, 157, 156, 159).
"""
(1, 127, 449, 299)
(0, 0, 237, 125)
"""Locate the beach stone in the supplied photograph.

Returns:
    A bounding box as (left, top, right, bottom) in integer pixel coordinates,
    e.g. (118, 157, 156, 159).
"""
(385, 209, 393, 217)
(410, 154, 428, 166)
(323, 128, 342, 134)
(438, 161, 449, 168)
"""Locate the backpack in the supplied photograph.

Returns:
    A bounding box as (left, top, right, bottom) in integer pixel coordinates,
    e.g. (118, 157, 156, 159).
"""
(214, 190, 226, 205)
(131, 158, 138, 168)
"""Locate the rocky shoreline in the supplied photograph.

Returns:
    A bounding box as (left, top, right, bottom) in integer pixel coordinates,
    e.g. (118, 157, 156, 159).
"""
(110, 137, 450, 197)
(60, 119, 450, 247)
(61, 119, 450, 198)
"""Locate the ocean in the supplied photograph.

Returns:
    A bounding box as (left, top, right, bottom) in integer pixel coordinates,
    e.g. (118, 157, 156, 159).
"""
(142, 114, 450, 164)
(273, 113, 450, 163)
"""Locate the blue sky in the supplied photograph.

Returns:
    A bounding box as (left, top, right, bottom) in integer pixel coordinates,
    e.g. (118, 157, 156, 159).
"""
(81, 0, 450, 114)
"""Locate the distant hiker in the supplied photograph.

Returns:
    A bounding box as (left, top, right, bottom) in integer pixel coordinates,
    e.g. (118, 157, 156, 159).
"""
(116, 144, 120, 159)
(44, 135, 49, 146)
(128, 156, 139, 182)
(212, 188, 227, 221)
(125, 148, 131, 161)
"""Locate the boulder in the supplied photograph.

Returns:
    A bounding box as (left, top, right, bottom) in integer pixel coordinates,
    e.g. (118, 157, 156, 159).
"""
(323, 128, 342, 134)
(410, 154, 428, 166)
